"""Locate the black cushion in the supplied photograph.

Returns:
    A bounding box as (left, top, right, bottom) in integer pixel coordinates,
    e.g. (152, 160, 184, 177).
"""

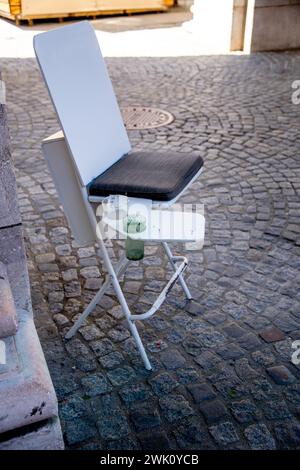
(88, 151, 203, 201)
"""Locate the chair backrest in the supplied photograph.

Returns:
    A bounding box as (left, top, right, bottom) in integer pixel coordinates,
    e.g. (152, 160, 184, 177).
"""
(42, 132, 97, 244)
(34, 21, 131, 186)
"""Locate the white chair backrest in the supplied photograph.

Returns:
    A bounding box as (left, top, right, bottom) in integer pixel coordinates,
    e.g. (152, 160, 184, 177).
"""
(42, 132, 97, 244)
(34, 21, 131, 186)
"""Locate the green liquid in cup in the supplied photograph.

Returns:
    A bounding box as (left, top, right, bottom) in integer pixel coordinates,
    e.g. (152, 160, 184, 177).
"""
(123, 215, 146, 261)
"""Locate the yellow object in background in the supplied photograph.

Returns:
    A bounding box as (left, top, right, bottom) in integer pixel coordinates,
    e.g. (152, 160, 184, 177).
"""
(0, 0, 175, 25)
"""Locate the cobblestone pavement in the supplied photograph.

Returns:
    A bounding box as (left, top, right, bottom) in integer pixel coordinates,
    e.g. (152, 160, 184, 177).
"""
(1, 51, 300, 450)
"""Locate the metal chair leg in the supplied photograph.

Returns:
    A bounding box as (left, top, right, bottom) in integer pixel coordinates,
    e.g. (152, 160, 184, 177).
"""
(162, 241, 192, 300)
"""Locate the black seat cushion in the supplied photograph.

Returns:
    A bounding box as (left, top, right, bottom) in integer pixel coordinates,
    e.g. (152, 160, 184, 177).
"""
(88, 151, 203, 201)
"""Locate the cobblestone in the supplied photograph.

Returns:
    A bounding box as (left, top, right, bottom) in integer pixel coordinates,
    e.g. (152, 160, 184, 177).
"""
(159, 394, 194, 423)
(130, 404, 161, 432)
(188, 383, 216, 404)
(267, 365, 296, 385)
(209, 422, 239, 447)
(200, 400, 229, 424)
(244, 424, 276, 450)
(230, 400, 261, 424)
(81, 373, 112, 397)
(2, 45, 300, 450)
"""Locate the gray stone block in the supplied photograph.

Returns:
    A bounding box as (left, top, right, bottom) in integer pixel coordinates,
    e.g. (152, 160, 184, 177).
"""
(0, 262, 18, 338)
(0, 309, 60, 434)
(0, 418, 64, 450)
(0, 76, 21, 228)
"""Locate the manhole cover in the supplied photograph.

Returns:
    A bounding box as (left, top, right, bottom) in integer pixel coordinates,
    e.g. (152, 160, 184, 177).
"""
(121, 106, 174, 130)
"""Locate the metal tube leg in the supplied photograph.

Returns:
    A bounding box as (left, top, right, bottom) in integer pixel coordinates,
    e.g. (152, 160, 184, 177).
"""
(97, 240, 152, 371)
(80, 194, 152, 370)
(162, 241, 192, 300)
(109, 272, 152, 371)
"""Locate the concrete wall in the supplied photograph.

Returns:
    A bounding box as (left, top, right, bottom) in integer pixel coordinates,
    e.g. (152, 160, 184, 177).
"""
(0, 69, 64, 450)
(250, 0, 300, 52)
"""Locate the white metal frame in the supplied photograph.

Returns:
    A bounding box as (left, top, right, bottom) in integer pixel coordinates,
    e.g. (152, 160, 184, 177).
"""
(81, 183, 194, 372)
(82, 187, 193, 371)
(35, 21, 204, 370)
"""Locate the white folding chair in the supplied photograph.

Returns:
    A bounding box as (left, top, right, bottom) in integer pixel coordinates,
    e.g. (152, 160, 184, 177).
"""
(34, 21, 205, 370)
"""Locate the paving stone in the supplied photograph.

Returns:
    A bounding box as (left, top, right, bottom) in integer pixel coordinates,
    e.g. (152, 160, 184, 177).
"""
(222, 303, 248, 320)
(51, 371, 80, 401)
(35, 253, 55, 264)
(60, 395, 87, 421)
(55, 244, 72, 256)
(62, 269, 78, 282)
(53, 313, 69, 327)
(194, 350, 222, 370)
(119, 383, 153, 407)
(284, 384, 300, 405)
(160, 349, 186, 370)
(166, 329, 186, 344)
(48, 291, 64, 303)
(249, 377, 279, 402)
(84, 278, 102, 290)
(109, 305, 125, 320)
(98, 351, 124, 369)
(183, 336, 202, 356)
(236, 333, 261, 351)
(90, 338, 114, 357)
(217, 343, 245, 360)
(274, 422, 300, 449)
(251, 348, 276, 366)
(64, 281, 81, 298)
(79, 325, 104, 341)
(64, 418, 97, 446)
(209, 422, 239, 447)
(197, 329, 227, 348)
(80, 266, 100, 279)
(81, 373, 112, 397)
(149, 372, 178, 395)
(139, 432, 171, 451)
(97, 414, 130, 440)
(234, 358, 259, 380)
(200, 400, 229, 425)
(107, 325, 130, 342)
(263, 400, 291, 420)
(65, 338, 91, 358)
(159, 395, 194, 423)
(274, 314, 300, 333)
(176, 367, 201, 385)
(78, 247, 95, 258)
(230, 400, 261, 424)
(222, 323, 246, 339)
(106, 437, 140, 450)
(147, 339, 168, 353)
(130, 404, 161, 432)
(107, 366, 136, 386)
(90, 393, 120, 419)
(174, 416, 214, 450)
(188, 383, 217, 404)
(267, 365, 296, 385)
(259, 327, 285, 343)
(244, 424, 276, 450)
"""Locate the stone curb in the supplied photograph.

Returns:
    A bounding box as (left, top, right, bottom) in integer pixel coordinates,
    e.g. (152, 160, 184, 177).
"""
(0, 262, 18, 338)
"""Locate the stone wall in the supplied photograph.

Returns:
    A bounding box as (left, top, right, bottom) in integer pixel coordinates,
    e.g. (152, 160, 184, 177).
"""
(250, 0, 300, 52)
(0, 69, 64, 450)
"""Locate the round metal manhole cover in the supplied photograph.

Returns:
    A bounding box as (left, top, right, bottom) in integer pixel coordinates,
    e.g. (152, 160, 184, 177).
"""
(121, 106, 174, 130)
